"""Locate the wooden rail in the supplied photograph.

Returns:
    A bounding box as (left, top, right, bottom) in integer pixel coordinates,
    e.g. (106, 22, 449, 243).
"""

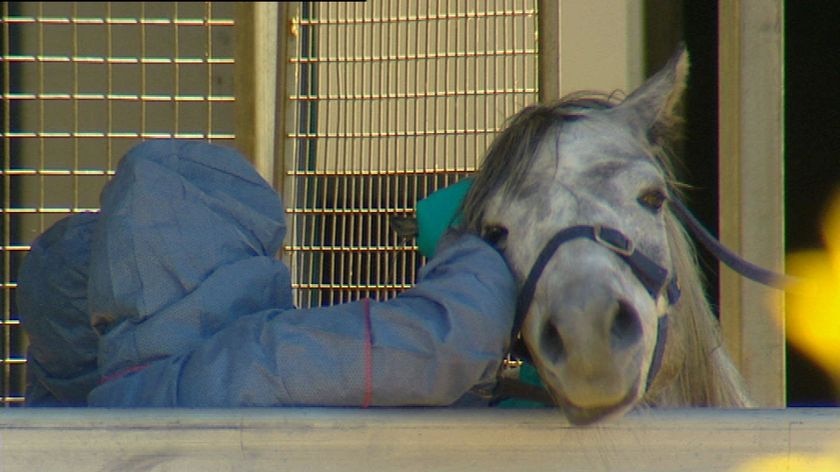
(1, 408, 839, 471)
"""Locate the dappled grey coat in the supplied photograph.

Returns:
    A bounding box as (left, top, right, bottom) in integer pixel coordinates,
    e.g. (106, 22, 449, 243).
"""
(17, 140, 516, 407)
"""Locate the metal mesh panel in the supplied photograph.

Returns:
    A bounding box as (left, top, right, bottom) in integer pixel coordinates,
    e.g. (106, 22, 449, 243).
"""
(0, 1, 236, 405)
(284, 1, 539, 308)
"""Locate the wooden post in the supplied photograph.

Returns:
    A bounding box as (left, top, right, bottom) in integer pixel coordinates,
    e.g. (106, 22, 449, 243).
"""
(234, 2, 279, 185)
(718, 0, 786, 407)
(537, 0, 562, 102)
(273, 3, 298, 201)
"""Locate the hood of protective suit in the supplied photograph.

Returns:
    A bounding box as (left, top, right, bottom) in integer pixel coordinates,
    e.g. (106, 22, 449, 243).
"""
(19, 140, 293, 404)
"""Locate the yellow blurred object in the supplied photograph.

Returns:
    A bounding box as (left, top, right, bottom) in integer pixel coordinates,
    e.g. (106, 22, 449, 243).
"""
(785, 191, 840, 386)
(786, 251, 840, 376)
(756, 192, 840, 472)
(734, 453, 840, 472)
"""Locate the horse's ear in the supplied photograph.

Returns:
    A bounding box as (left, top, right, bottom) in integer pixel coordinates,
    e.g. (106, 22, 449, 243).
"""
(617, 44, 689, 139)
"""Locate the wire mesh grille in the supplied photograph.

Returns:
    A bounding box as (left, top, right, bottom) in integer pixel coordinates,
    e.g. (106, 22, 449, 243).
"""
(284, 1, 539, 308)
(0, 1, 236, 405)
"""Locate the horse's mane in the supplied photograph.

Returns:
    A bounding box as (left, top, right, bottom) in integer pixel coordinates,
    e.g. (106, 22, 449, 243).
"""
(461, 93, 751, 408)
(645, 211, 752, 407)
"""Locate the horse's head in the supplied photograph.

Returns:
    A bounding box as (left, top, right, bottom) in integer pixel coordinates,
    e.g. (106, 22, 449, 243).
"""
(462, 48, 690, 424)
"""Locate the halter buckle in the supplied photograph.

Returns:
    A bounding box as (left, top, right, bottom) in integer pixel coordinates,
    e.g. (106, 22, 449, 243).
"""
(593, 224, 635, 257)
(500, 354, 524, 379)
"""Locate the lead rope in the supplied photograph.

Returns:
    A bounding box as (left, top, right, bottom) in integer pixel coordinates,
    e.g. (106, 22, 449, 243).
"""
(669, 197, 796, 288)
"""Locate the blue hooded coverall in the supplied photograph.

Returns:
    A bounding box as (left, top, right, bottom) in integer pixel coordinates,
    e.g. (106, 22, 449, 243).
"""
(17, 140, 517, 407)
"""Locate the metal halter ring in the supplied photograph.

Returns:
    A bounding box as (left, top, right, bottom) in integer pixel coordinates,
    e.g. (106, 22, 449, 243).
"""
(593, 224, 635, 257)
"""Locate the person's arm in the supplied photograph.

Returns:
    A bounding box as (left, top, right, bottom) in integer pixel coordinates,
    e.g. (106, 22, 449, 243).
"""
(170, 232, 516, 407)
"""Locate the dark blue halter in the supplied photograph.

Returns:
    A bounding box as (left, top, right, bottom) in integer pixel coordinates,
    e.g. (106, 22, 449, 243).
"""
(506, 224, 679, 394)
(494, 195, 793, 405)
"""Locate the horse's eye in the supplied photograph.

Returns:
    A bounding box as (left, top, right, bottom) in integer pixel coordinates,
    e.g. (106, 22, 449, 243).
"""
(482, 225, 509, 249)
(638, 189, 667, 212)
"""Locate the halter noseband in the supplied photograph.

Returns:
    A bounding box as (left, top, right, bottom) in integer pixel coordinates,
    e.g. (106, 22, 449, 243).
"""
(512, 224, 681, 337)
(496, 224, 681, 405)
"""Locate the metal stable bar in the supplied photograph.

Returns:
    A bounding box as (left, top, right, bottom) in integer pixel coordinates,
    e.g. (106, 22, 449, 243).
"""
(281, 0, 539, 308)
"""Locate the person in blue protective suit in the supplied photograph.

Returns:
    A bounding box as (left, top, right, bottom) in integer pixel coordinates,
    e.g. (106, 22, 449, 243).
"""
(17, 140, 517, 407)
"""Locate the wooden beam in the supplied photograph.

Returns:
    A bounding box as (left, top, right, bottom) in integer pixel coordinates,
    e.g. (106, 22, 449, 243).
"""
(718, 0, 786, 407)
(1, 409, 838, 471)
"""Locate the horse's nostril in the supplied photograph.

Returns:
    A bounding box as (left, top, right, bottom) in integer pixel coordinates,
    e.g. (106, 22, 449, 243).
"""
(611, 301, 643, 350)
(540, 319, 566, 364)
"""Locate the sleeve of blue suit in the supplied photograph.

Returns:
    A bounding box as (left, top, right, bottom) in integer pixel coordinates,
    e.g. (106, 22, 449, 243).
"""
(19, 140, 517, 407)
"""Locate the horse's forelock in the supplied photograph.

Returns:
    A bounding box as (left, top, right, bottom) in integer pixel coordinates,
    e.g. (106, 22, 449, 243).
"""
(460, 104, 561, 231)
